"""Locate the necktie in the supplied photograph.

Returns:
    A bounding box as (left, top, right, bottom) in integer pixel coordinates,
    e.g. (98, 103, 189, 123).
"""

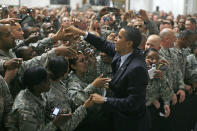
(116, 57, 121, 71)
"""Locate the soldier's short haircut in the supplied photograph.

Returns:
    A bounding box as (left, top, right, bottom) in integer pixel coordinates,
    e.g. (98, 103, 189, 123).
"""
(159, 28, 173, 39)
(144, 48, 159, 57)
(46, 56, 69, 80)
(23, 66, 48, 88)
(178, 30, 195, 39)
(15, 46, 28, 58)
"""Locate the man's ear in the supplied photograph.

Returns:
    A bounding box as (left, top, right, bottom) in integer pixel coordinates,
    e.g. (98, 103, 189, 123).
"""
(127, 41, 133, 48)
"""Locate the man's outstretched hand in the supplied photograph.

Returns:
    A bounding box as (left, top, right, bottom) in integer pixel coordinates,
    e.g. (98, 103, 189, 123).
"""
(65, 26, 86, 36)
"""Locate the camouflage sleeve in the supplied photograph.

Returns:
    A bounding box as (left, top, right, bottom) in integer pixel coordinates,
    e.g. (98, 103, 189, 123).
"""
(146, 80, 159, 106)
(59, 105, 87, 131)
(185, 55, 197, 84)
(185, 55, 192, 83)
(0, 60, 6, 72)
(83, 60, 99, 83)
(160, 76, 174, 105)
(16, 109, 57, 131)
(145, 19, 159, 35)
(0, 76, 13, 129)
(18, 49, 56, 75)
(68, 82, 96, 108)
(176, 69, 185, 91)
(29, 37, 52, 53)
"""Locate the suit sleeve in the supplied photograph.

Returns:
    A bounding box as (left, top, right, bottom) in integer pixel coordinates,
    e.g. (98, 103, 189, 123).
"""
(105, 66, 148, 114)
(84, 33, 116, 57)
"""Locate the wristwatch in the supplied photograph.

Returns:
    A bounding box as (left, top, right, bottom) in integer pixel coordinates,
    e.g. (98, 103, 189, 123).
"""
(104, 97, 108, 103)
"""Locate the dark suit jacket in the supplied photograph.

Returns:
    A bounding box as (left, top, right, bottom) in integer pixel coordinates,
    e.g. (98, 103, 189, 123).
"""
(85, 33, 150, 131)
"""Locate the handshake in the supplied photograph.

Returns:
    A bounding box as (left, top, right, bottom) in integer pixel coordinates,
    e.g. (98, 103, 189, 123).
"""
(83, 75, 112, 108)
(83, 93, 108, 109)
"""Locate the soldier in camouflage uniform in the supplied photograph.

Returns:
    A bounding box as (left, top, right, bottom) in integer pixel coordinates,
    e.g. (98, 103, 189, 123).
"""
(170, 30, 195, 81)
(44, 56, 92, 131)
(67, 53, 111, 131)
(0, 75, 13, 131)
(144, 48, 173, 118)
(159, 28, 189, 131)
(144, 35, 174, 105)
(13, 22, 66, 55)
(186, 41, 197, 86)
(0, 23, 76, 98)
(159, 29, 185, 98)
(8, 67, 60, 131)
(96, 52, 113, 78)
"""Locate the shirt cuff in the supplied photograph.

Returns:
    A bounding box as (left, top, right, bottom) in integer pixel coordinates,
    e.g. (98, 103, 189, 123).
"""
(84, 32, 89, 39)
(104, 97, 108, 103)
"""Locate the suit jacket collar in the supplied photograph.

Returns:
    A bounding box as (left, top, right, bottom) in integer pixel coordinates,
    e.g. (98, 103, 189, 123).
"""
(110, 49, 139, 86)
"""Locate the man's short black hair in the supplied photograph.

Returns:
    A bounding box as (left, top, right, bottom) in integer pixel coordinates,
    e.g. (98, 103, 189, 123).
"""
(186, 17, 196, 25)
(178, 30, 195, 38)
(123, 26, 142, 49)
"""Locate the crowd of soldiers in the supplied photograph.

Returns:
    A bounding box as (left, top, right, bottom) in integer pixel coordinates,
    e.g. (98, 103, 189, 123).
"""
(0, 4, 197, 131)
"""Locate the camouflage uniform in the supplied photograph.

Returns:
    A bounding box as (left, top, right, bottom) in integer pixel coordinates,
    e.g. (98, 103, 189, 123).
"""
(15, 37, 53, 55)
(29, 38, 53, 55)
(96, 56, 113, 78)
(186, 54, 197, 83)
(68, 72, 107, 124)
(159, 47, 185, 92)
(8, 89, 57, 131)
(67, 71, 104, 108)
(0, 48, 56, 73)
(0, 49, 56, 98)
(44, 80, 87, 131)
(146, 64, 174, 106)
(171, 47, 191, 79)
(0, 75, 13, 131)
(83, 55, 112, 84)
(83, 56, 113, 97)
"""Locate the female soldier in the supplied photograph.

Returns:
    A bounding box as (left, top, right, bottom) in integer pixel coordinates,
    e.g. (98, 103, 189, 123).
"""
(9, 66, 68, 131)
(45, 56, 93, 131)
(67, 52, 111, 131)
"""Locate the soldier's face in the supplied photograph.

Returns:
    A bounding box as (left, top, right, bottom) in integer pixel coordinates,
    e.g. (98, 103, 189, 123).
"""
(0, 24, 16, 49)
(72, 54, 88, 74)
(145, 37, 160, 50)
(12, 23, 24, 40)
(185, 20, 196, 31)
(62, 17, 71, 28)
(133, 21, 145, 33)
(145, 51, 159, 65)
(100, 52, 112, 64)
(43, 23, 56, 36)
(40, 78, 51, 92)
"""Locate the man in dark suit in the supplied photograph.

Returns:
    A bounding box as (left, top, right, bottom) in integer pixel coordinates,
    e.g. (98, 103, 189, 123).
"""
(66, 26, 150, 131)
